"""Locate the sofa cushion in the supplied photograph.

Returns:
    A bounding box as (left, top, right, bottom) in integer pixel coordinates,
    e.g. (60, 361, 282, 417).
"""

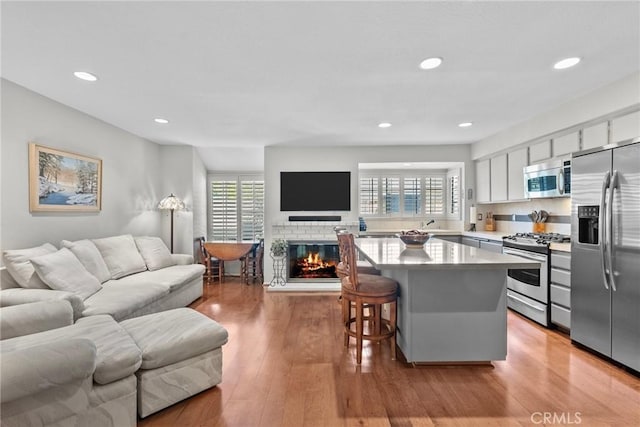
(120, 308, 228, 370)
(2, 243, 57, 289)
(82, 282, 169, 321)
(30, 248, 102, 300)
(0, 314, 141, 385)
(114, 264, 205, 292)
(134, 236, 175, 271)
(61, 239, 111, 283)
(92, 234, 147, 279)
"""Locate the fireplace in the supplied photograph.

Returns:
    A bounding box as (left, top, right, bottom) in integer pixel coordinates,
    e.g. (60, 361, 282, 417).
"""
(287, 240, 340, 282)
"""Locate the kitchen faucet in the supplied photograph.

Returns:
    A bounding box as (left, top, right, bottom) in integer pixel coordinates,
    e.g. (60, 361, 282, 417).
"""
(422, 219, 435, 228)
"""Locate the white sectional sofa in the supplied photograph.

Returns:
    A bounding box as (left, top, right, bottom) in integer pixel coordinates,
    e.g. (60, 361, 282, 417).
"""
(0, 234, 229, 426)
(1, 234, 205, 320)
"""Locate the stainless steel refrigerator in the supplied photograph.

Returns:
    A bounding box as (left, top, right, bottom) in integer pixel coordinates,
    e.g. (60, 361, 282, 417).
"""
(571, 137, 640, 372)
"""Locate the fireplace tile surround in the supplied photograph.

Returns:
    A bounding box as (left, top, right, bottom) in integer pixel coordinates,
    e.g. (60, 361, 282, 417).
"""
(269, 221, 358, 291)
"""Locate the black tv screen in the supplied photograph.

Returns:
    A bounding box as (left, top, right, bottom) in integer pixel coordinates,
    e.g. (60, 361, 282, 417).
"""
(280, 171, 351, 211)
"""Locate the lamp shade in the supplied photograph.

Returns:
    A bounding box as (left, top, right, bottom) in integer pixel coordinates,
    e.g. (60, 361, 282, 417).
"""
(158, 193, 185, 211)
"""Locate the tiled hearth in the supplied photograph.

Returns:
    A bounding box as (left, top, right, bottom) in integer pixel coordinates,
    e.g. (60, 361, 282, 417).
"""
(269, 221, 358, 291)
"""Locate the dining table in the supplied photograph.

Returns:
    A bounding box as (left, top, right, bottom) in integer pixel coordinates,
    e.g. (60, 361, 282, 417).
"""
(204, 242, 256, 283)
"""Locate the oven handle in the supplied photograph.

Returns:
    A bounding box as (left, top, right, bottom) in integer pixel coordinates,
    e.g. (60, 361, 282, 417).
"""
(507, 293, 545, 312)
(600, 171, 611, 290)
(502, 248, 547, 263)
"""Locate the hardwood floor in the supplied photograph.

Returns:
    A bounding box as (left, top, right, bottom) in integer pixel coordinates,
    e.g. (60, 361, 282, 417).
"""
(139, 278, 640, 426)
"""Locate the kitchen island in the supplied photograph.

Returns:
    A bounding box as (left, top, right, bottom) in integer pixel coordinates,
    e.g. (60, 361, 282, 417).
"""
(355, 237, 539, 364)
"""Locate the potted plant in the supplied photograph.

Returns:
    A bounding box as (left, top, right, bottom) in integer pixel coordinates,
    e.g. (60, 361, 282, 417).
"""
(270, 239, 288, 258)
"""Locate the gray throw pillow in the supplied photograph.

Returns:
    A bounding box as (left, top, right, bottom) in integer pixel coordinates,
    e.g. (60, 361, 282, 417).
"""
(61, 239, 112, 283)
(3, 243, 57, 289)
(134, 236, 175, 271)
(92, 234, 147, 279)
(30, 248, 102, 300)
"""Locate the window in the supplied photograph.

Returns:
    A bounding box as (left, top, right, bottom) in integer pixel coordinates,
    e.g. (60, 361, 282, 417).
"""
(359, 172, 447, 217)
(210, 175, 264, 241)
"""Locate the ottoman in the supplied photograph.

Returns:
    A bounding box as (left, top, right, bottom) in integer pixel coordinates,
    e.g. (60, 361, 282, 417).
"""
(120, 308, 228, 418)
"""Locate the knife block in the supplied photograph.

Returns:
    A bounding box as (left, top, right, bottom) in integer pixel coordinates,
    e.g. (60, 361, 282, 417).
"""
(484, 218, 495, 231)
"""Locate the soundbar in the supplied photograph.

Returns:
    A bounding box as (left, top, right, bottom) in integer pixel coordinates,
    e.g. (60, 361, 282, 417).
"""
(288, 215, 341, 222)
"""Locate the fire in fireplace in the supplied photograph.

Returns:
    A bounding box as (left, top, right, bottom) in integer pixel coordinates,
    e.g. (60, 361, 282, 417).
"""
(287, 241, 340, 282)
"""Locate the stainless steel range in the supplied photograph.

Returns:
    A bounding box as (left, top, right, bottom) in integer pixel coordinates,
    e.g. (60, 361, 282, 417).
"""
(502, 232, 570, 327)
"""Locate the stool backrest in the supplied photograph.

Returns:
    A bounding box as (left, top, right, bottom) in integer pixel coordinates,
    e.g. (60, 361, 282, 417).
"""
(336, 232, 359, 291)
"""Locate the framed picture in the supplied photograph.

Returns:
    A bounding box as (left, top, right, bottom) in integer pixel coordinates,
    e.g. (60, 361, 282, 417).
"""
(28, 143, 102, 212)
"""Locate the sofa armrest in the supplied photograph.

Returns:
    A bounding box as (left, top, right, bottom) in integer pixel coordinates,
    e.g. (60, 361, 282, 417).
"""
(0, 288, 85, 320)
(171, 254, 194, 265)
(1, 300, 74, 339)
(0, 338, 96, 403)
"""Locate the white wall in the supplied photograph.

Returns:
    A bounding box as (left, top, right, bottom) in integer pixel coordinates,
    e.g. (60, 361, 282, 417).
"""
(1, 79, 164, 254)
(1, 79, 209, 260)
(263, 144, 473, 282)
(472, 71, 640, 160)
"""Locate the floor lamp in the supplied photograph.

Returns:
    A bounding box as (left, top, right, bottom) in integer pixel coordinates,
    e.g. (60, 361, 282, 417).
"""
(158, 193, 185, 253)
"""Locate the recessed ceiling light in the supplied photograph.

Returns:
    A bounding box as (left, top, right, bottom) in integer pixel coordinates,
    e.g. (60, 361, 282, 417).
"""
(419, 57, 443, 70)
(553, 57, 581, 70)
(154, 118, 169, 124)
(458, 122, 473, 128)
(378, 122, 392, 128)
(73, 71, 98, 82)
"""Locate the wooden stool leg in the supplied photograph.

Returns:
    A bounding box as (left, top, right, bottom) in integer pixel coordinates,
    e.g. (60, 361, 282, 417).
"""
(374, 304, 382, 336)
(356, 299, 364, 364)
(342, 295, 350, 347)
(390, 301, 397, 360)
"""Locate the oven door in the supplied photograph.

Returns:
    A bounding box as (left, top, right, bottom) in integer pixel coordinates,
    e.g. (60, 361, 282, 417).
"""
(502, 247, 548, 304)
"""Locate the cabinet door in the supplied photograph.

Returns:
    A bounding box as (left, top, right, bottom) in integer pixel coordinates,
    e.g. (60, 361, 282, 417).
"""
(529, 140, 552, 163)
(553, 132, 579, 157)
(475, 159, 491, 203)
(582, 122, 608, 150)
(611, 111, 640, 143)
(490, 154, 508, 202)
(507, 147, 528, 201)
(479, 240, 503, 253)
(461, 237, 480, 248)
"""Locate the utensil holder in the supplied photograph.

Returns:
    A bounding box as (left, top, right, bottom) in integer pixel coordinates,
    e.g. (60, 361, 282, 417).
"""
(533, 222, 546, 233)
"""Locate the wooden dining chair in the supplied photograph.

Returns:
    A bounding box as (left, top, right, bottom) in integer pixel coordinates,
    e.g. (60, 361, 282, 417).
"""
(196, 237, 223, 283)
(336, 232, 398, 364)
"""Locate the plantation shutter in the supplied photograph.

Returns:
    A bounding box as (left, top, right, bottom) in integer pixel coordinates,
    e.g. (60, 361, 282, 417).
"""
(240, 179, 264, 241)
(359, 177, 378, 215)
(211, 180, 238, 241)
(449, 175, 460, 215)
(382, 177, 400, 214)
(425, 177, 444, 214)
(403, 177, 421, 215)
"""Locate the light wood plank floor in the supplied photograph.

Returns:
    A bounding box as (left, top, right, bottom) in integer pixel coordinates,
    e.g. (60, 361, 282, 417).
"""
(139, 278, 640, 426)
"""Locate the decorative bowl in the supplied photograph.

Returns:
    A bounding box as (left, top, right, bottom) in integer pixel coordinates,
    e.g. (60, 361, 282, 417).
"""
(397, 230, 432, 248)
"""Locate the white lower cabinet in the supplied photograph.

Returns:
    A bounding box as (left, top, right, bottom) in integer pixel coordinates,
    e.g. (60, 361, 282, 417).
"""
(550, 251, 571, 330)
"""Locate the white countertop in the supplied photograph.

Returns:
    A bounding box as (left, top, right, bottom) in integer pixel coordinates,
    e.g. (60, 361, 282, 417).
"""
(355, 237, 539, 270)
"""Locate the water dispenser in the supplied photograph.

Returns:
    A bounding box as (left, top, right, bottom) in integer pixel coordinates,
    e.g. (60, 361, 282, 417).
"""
(578, 205, 599, 245)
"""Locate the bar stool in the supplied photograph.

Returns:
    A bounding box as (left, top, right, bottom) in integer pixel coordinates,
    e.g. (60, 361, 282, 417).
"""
(336, 232, 398, 364)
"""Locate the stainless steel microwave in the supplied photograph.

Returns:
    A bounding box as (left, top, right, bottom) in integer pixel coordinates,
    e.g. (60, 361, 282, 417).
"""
(523, 160, 571, 198)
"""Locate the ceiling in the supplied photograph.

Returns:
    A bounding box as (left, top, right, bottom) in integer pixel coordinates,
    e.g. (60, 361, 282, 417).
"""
(2, 1, 639, 171)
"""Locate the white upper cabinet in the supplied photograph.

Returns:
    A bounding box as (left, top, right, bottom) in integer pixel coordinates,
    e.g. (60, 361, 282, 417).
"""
(507, 147, 528, 201)
(490, 154, 508, 202)
(611, 110, 640, 143)
(475, 159, 491, 203)
(529, 140, 552, 163)
(582, 122, 608, 151)
(553, 132, 579, 157)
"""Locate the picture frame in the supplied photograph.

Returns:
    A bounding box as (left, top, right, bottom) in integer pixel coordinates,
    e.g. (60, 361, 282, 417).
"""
(28, 143, 102, 212)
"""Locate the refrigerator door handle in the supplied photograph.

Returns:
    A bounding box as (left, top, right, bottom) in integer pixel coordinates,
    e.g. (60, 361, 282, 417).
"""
(607, 170, 618, 291)
(600, 171, 611, 290)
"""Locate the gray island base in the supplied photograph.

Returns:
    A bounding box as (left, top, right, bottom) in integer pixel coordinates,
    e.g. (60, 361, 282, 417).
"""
(354, 237, 540, 364)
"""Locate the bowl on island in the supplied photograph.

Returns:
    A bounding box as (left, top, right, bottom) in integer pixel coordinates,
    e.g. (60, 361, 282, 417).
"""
(397, 230, 433, 248)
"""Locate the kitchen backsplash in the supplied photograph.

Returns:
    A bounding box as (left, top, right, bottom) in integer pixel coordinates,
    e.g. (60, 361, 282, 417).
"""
(363, 218, 463, 232)
(475, 198, 571, 235)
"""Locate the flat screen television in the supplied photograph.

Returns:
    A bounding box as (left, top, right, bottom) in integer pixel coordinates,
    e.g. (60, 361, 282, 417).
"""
(280, 171, 351, 211)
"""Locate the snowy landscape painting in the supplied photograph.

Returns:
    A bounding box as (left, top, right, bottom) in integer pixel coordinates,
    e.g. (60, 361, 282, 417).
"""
(29, 143, 102, 212)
